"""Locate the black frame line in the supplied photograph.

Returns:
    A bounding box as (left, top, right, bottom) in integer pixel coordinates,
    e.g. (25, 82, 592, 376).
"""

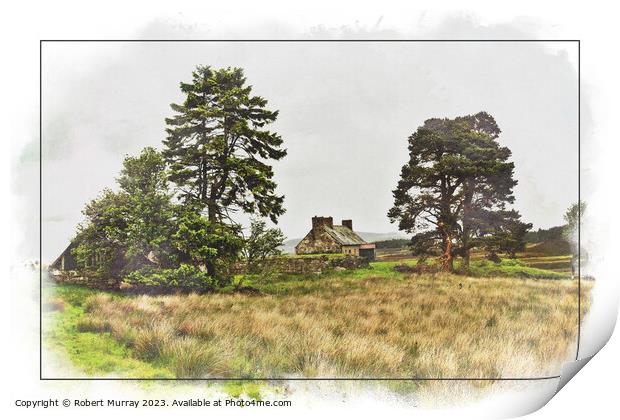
(576, 41, 582, 361)
(39, 38, 581, 381)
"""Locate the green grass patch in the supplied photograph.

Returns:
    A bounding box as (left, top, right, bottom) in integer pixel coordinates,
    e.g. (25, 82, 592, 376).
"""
(45, 284, 279, 398)
(462, 259, 568, 279)
(44, 284, 174, 378)
(241, 259, 418, 296)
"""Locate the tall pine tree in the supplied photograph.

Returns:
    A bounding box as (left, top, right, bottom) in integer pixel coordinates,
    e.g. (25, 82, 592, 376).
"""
(163, 66, 287, 224)
(388, 112, 529, 272)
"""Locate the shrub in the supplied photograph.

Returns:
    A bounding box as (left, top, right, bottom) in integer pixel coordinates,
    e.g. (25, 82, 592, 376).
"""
(394, 260, 440, 274)
(124, 264, 220, 292)
(393, 264, 416, 273)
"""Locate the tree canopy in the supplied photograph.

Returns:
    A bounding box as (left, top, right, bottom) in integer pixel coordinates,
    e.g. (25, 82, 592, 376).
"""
(388, 112, 530, 271)
(74, 147, 176, 276)
(74, 147, 247, 287)
(72, 66, 288, 288)
(162, 66, 287, 224)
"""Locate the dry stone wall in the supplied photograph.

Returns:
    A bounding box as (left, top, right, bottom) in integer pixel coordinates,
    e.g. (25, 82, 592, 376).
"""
(267, 255, 369, 274)
(51, 270, 120, 290)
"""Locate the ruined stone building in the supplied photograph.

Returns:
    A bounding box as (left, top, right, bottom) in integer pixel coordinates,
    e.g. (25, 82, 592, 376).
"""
(295, 216, 376, 259)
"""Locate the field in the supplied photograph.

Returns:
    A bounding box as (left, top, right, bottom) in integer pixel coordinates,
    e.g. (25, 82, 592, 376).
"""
(44, 256, 591, 393)
(377, 243, 573, 276)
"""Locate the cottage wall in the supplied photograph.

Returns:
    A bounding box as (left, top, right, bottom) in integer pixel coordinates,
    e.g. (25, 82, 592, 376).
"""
(341, 245, 360, 256)
(295, 228, 341, 254)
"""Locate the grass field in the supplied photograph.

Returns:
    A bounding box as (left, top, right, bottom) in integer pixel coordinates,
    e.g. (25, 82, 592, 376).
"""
(44, 257, 591, 391)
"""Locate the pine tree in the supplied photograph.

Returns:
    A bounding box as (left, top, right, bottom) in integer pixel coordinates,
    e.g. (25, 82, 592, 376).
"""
(162, 66, 287, 224)
(388, 112, 528, 272)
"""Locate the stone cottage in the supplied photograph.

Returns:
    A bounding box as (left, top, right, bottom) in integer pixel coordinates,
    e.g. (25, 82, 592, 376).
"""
(295, 216, 376, 259)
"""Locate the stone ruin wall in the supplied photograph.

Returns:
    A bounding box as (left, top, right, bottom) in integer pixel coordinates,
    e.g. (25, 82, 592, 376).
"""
(51, 270, 120, 290)
(265, 254, 370, 274)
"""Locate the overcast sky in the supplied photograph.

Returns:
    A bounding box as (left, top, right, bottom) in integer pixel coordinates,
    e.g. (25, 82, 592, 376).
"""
(41, 40, 578, 261)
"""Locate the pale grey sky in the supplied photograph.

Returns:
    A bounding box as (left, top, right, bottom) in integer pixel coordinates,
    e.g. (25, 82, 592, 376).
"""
(40, 40, 578, 262)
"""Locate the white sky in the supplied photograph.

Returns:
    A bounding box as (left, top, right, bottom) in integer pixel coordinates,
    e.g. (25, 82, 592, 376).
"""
(39, 40, 578, 262)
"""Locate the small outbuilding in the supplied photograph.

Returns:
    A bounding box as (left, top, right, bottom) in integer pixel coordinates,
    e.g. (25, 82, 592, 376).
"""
(50, 241, 108, 272)
(50, 242, 79, 271)
(295, 216, 376, 260)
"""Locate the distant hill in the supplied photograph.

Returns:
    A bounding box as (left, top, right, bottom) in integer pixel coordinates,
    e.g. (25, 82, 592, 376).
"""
(374, 238, 410, 249)
(524, 225, 566, 243)
(526, 239, 572, 256)
(280, 231, 408, 254)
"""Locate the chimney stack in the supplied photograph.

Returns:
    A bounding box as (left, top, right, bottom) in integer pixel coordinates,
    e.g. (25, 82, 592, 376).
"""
(342, 219, 353, 231)
(312, 216, 334, 231)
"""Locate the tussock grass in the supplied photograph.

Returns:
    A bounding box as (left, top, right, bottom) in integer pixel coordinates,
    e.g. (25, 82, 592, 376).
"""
(44, 285, 174, 378)
(71, 273, 590, 379)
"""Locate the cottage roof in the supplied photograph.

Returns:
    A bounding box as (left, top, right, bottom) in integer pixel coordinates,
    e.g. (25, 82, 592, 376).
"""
(50, 242, 77, 269)
(324, 225, 367, 246)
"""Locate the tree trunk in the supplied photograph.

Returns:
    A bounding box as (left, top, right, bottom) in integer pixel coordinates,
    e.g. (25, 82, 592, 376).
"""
(462, 252, 470, 271)
(205, 197, 218, 278)
(461, 179, 474, 271)
(442, 234, 454, 272)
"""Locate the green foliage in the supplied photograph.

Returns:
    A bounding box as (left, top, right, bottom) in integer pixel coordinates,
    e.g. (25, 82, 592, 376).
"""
(162, 65, 287, 224)
(562, 201, 587, 267)
(388, 112, 529, 271)
(124, 264, 220, 291)
(524, 225, 566, 243)
(74, 148, 177, 276)
(241, 218, 286, 274)
(73, 189, 130, 277)
(118, 147, 179, 268)
(73, 147, 242, 287)
(117, 147, 168, 193)
(171, 210, 243, 276)
(564, 201, 586, 231)
(563, 201, 586, 249)
(69, 66, 291, 291)
(473, 209, 532, 258)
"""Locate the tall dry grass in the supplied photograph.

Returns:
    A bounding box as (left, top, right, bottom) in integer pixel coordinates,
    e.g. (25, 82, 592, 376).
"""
(76, 273, 590, 379)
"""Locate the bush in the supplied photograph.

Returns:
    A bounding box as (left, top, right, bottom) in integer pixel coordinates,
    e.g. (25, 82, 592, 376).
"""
(124, 264, 220, 292)
(393, 260, 440, 274)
